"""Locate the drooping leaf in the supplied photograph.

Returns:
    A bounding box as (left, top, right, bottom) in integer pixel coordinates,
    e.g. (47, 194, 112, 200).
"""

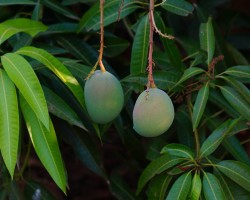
(20, 95, 67, 193)
(0, 0, 35, 5)
(203, 172, 225, 200)
(216, 160, 250, 192)
(200, 118, 240, 158)
(0, 69, 19, 179)
(188, 172, 202, 200)
(199, 17, 215, 65)
(220, 86, 250, 120)
(130, 14, 150, 74)
(147, 173, 172, 200)
(16, 46, 85, 108)
(160, 143, 194, 160)
(1, 53, 49, 129)
(192, 82, 210, 130)
(0, 18, 47, 45)
(42, 86, 87, 131)
(161, 0, 194, 16)
(222, 65, 250, 79)
(136, 155, 185, 194)
(78, 0, 137, 32)
(166, 172, 192, 200)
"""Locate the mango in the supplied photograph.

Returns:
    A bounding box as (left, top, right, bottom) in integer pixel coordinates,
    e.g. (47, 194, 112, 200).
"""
(84, 70, 124, 124)
(133, 88, 174, 137)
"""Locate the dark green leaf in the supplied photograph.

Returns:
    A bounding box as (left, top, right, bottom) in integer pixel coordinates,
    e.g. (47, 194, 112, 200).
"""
(203, 172, 225, 200)
(161, 0, 194, 16)
(222, 65, 250, 79)
(220, 86, 250, 120)
(130, 15, 150, 74)
(192, 82, 210, 130)
(166, 172, 192, 200)
(188, 172, 202, 200)
(199, 17, 215, 65)
(137, 155, 185, 194)
(0, 0, 35, 5)
(217, 160, 250, 192)
(20, 95, 67, 193)
(200, 118, 241, 158)
(0, 69, 19, 179)
(1, 53, 49, 129)
(161, 143, 194, 160)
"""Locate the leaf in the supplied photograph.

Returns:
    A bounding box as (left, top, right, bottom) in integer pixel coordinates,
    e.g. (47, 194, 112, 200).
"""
(1, 53, 49, 129)
(20, 95, 67, 193)
(136, 155, 185, 194)
(200, 118, 240, 158)
(161, 0, 194, 16)
(171, 67, 205, 90)
(192, 82, 210, 130)
(16, 46, 85, 108)
(166, 172, 192, 200)
(0, 18, 47, 45)
(41, 0, 79, 20)
(0, 0, 35, 5)
(223, 65, 250, 79)
(42, 86, 87, 131)
(199, 17, 215, 65)
(130, 14, 150, 74)
(77, 0, 137, 32)
(188, 172, 202, 200)
(0, 69, 19, 179)
(216, 160, 250, 192)
(147, 173, 172, 200)
(203, 172, 225, 200)
(220, 86, 250, 120)
(160, 143, 194, 160)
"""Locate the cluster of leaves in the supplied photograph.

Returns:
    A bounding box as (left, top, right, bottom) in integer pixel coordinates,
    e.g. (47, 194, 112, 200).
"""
(0, 0, 249, 199)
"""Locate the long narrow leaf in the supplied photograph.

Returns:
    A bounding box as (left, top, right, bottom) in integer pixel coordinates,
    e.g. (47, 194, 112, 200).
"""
(192, 82, 209, 130)
(16, 46, 85, 108)
(223, 65, 250, 79)
(203, 172, 225, 200)
(0, 0, 35, 5)
(130, 14, 150, 74)
(166, 172, 192, 200)
(188, 172, 202, 200)
(0, 69, 19, 179)
(161, 143, 194, 160)
(161, 0, 194, 16)
(1, 53, 49, 129)
(0, 18, 47, 45)
(216, 160, 250, 192)
(20, 95, 67, 193)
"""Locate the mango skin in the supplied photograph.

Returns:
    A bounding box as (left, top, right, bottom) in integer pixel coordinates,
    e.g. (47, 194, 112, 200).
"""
(84, 70, 124, 124)
(133, 88, 174, 137)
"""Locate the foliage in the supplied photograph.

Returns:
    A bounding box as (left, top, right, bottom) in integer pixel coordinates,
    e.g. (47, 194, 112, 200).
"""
(0, 0, 249, 199)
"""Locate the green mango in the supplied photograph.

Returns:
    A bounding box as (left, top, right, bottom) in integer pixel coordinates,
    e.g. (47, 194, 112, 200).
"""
(84, 70, 124, 124)
(133, 88, 174, 137)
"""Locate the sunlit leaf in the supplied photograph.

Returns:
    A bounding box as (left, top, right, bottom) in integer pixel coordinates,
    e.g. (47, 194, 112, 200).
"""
(161, 143, 194, 160)
(188, 172, 202, 200)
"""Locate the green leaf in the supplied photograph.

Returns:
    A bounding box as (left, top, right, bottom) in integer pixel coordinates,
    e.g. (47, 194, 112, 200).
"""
(1, 53, 49, 129)
(188, 172, 202, 200)
(0, 18, 47, 45)
(171, 67, 205, 90)
(203, 172, 225, 200)
(222, 65, 250, 79)
(160, 143, 194, 160)
(16, 46, 85, 108)
(216, 160, 250, 192)
(42, 86, 87, 131)
(192, 82, 210, 130)
(20, 95, 67, 193)
(200, 118, 240, 158)
(166, 172, 192, 200)
(220, 86, 250, 120)
(41, 0, 79, 20)
(0, 0, 35, 5)
(147, 173, 172, 200)
(199, 17, 215, 65)
(130, 14, 150, 74)
(0, 69, 19, 179)
(161, 0, 194, 16)
(137, 155, 185, 195)
(77, 0, 137, 32)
